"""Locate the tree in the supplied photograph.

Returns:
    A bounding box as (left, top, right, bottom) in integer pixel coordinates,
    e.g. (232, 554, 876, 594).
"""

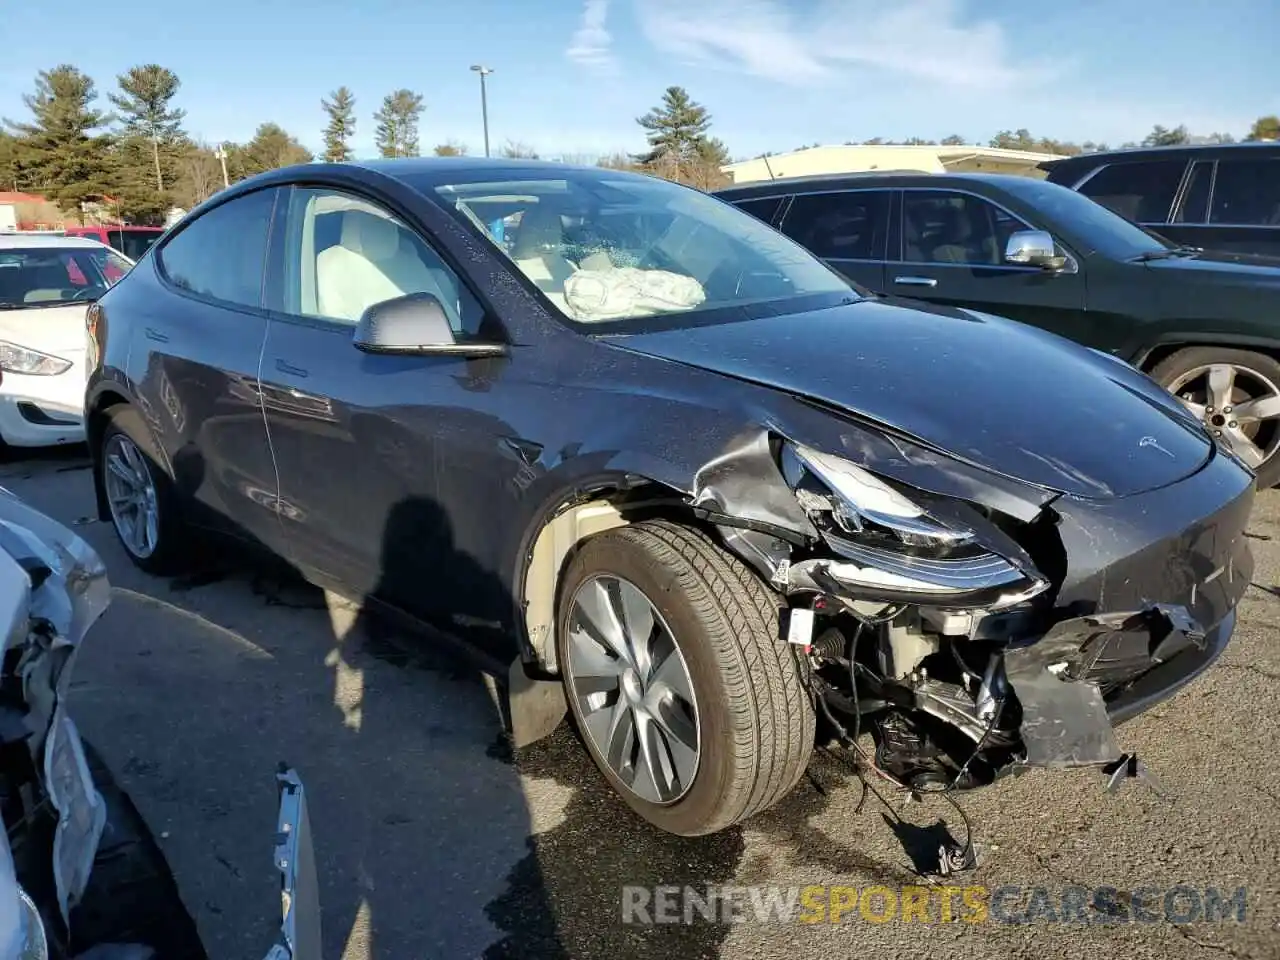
(4, 65, 113, 210)
(173, 141, 225, 208)
(1142, 124, 1189, 147)
(940, 133, 967, 145)
(109, 64, 185, 193)
(1246, 115, 1280, 141)
(433, 140, 468, 156)
(232, 123, 312, 178)
(635, 86, 729, 187)
(499, 139, 539, 159)
(321, 87, 356, 162)
(989, 128, 1037, 151)
(374, 89, 424, 158)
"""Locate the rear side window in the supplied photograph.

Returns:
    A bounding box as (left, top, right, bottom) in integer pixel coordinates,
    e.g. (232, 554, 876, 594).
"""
(1210, 158, 1280, 226)
(1173, 160, 1213, 223)
(731, 196, 783, 225)
(780, 191, 890, 260)
(1077, 159, 1186, 223)
(158, 189, 276, 308)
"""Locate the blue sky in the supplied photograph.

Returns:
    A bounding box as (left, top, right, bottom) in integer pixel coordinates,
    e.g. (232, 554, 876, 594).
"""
(3, 0, 1277, 159)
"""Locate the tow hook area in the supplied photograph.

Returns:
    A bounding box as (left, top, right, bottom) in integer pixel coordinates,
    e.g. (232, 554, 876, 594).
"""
(1004, 603, 1206, 769)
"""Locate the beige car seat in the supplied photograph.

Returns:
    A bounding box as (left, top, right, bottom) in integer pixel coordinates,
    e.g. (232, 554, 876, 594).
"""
(316, 210, 458, 325)
(511, 203, 576, 311)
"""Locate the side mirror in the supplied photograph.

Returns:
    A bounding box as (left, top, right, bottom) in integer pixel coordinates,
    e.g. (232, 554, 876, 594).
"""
(352, 293, 506, 358)
(1004, 230, 1068, 271)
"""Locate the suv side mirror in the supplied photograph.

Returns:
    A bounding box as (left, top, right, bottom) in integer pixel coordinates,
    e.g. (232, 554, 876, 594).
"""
(352, 293, 506, 358)
(1004, 230, 1068, 271)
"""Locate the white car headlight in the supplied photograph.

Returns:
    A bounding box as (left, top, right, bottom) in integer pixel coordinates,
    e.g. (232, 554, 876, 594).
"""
(0, 342, 72, 377)
(785, 443, 1047, 609)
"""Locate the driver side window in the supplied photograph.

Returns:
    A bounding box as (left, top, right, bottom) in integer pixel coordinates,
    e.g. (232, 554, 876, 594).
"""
(902, 191, 1031, 266)
(276, 187, 484, 335)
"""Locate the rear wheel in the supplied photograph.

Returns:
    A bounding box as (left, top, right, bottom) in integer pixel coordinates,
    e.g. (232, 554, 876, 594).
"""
(557, 520, 814, 836)
(1150, 346, 1280, 488)
(97, 406, 190, 573)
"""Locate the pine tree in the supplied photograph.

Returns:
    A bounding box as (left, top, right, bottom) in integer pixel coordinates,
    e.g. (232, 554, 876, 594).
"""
(232, 123, 313, 178)
(634, 86, 729, 187)
(4, 65, 114, 210)
(321, 87, 356, 162)
(374, 90, 425, 158)
(108, 64, 185, 193)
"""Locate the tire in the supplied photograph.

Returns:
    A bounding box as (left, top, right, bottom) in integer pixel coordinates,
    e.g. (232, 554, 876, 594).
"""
(557, 519, 815, 836)
(1149, 346, 1280, 488)
(97, 406, 190, 574)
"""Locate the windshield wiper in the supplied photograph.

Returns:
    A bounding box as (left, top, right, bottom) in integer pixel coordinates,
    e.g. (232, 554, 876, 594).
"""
(1134, 245, 1202, 262)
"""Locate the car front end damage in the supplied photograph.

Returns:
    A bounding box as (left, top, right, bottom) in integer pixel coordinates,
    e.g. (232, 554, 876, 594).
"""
(696, 429, 1253, 792)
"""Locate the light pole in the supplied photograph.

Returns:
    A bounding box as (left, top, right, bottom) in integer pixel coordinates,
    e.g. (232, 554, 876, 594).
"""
(470, 65, 494, 157)
(213, 143, 230, 189)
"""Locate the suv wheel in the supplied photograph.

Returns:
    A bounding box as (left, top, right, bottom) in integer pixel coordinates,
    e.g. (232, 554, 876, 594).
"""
(1151, 346, 1280, 488)
(97, 407, 189, 574)
(557, 519, 814, 836)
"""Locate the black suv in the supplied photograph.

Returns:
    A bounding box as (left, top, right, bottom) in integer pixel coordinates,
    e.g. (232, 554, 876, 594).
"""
(717, 171, 1280, 485)
(1041, 143, 1280, 257)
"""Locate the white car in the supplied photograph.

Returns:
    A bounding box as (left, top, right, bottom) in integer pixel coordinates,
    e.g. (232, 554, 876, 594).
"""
(0, 234, 132, 449)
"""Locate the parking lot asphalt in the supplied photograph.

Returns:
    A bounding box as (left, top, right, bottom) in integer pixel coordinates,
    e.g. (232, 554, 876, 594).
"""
(5, 445, 1277, 960)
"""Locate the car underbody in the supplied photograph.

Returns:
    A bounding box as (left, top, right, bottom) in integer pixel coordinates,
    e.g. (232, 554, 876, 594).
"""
(520, 423, 1254, 794)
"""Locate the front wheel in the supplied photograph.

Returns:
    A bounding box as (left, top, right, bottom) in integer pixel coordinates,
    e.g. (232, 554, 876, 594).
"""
(1151, 346, 1280, 488)
(557, 520, 815, 836)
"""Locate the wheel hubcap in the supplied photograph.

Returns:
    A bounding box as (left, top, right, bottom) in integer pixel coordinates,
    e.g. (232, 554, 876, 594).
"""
(565, 574, 700, 804)
(1168, 362, 1280, 470)
(102, 433, 160, 559)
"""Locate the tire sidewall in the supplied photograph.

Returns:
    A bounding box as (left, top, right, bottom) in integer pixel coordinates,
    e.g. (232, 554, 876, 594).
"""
(557, 531, 759, 836)
(98, 409, 182, 573)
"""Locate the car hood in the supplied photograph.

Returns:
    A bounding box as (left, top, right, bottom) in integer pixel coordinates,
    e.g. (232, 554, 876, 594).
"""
(607, 298, 1214, 499)
(0, 303, 90, 354)
(1143, 249, 1280, 280)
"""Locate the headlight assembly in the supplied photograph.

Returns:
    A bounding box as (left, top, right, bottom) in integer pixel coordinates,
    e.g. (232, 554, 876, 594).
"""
(0, 341, 73, 377)
(783, 443, 1048, 610)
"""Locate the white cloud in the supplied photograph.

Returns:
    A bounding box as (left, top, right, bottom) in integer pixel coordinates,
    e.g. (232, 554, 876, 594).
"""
(567, 0, 617, 72)
(633, 0, 1055, 91)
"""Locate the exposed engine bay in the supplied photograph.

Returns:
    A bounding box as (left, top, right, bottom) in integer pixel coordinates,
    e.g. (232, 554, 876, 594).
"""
(695, 429, 1255, 793)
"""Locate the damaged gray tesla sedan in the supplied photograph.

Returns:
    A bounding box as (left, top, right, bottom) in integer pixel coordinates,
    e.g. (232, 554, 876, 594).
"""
(85, 158, 1253, 836)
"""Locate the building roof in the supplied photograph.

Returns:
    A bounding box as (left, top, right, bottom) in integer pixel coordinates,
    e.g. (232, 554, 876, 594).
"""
(722, 143, 1064, 184)
(0, 192, 49, 205)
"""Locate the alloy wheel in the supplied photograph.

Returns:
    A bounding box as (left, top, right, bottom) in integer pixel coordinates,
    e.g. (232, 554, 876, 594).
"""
(1168, 362, 1280, 470)
(103, 433, 160, 559)
(564, 574, 700, 804)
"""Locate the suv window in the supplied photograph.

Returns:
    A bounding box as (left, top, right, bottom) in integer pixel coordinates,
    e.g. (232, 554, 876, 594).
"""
(902, 191, 1029, 265)
(1173, 160, 1213, 224)
(780, 191, 889, 260)
(732, 196, 783, 225)
(1076, 159, 1186, 223)
(1209, 158, 1280, 226)
(275, 187, 485, 336)
(0, 246, 130, 308)
(159, 189, 276, 308)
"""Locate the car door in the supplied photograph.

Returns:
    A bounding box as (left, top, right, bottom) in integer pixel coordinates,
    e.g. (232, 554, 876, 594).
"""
(888, 188, 1095, 345)
(776, 189, 890, 292)
(259, 184, 517, 654)
(134, 186, 284, 551)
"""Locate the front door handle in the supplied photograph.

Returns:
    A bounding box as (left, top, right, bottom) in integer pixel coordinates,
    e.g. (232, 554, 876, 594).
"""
(275, 359, 309, 378)
(144, 327, 170, 343)
(893, 276, 938, 288)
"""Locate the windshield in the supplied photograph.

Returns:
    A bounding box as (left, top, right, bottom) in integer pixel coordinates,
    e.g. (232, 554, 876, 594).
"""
(998, 177, 1176, 261)
(430, 171, 854, 326)
(0, 247, 132, 309)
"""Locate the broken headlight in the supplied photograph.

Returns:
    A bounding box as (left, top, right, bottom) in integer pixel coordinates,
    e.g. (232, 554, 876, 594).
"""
(783, 444, 1047, 609)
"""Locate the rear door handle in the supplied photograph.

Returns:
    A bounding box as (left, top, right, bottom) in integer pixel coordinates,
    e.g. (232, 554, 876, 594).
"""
(893, 276, 938, 288)
(275, 359, 309, 378)
(144, 327, 169, 343)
